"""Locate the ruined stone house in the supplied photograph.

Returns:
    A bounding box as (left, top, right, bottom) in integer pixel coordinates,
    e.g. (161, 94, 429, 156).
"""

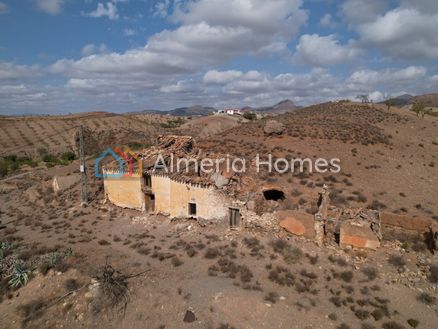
(102, 135, 244, 227)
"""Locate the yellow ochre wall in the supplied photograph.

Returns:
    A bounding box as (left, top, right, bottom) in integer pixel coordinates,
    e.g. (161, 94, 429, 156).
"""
(103, 176, 144, 211)
(151, 175, 228, 220)
(103, 173, 228, 220)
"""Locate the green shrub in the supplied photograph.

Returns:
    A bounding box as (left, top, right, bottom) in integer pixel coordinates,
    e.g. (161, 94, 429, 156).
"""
(243, 112, 257, 120)
(8, 264, 30, 288)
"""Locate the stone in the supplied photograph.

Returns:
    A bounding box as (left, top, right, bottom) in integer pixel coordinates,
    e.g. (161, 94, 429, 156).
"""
(211, 172, 229, 188)
(340, 222, 380, 250)
(263, 120, 285, 135)
(183, 310, 196, 323)
(52, 175, 80, 194)
(276, 210, 315, 238)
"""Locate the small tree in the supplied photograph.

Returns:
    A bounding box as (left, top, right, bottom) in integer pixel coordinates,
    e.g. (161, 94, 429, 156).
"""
(411, 102, 426, 119)
(243, 112, 256, 121)
(357, 94, 370, 104)
(385, 99, 395, 111)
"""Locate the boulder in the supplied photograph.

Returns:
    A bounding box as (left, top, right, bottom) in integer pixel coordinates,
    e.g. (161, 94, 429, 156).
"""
(264, 120, 285, 135)
(52, 175, 80, 194)
(211, 172, 230, 188)
(340, 222, 380, 250)
(276, 210, 315, 238)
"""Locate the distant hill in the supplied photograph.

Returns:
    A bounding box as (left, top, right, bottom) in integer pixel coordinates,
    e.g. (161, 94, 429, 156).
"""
(242, 99, 300, 114)
(381, 93, 438, 107)
(412, 93, 438, 107)
(140, 105, 217, 117)
(139, 100, 299, 116)
(170, 105, 217, 116)
(380, 94, 414, 107)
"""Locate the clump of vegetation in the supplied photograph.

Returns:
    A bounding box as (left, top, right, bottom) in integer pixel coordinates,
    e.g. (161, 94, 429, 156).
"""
(281, 245, 302, 264)
(94, 265, 129, 313)
(264, 292, 279, 304)
(361, 266, 378, 281)
(64, 279, 79, 291)
(0, 241, 13, 260)
(388, 254, 406, 269)
(171, 257, 184, 267)
(268, 266, 295, 286)
(328, 313, 337, 321)
(407, 319, 419, 328)
(243, 237, 264, 257)
(0, 155, 39, 177)
(42, 151, 76, 167)
(334, 271, 354, 283)
(8, 263, 31, 288)
(305, 253, 319, 265)
(160, 117, 185, 129)
(417, 292, 436, 305)
(205, 247, 220, 259)
(382, 321, 405, 329)
(428, 263, 438, 283)
(354, 309, 370, 320)
(243, 112, 257, 121)
(328, 254, 348, 267)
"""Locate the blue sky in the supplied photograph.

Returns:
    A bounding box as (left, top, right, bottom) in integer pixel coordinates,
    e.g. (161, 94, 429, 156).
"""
(1, 0, 438, 114)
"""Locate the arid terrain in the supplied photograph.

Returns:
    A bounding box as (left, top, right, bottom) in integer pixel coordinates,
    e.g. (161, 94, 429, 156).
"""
(0, 101, 437, 329)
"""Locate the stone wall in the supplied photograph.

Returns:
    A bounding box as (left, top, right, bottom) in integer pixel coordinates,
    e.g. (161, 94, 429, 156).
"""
(103, 173, 144, 211)
(151, 174, 228, 220)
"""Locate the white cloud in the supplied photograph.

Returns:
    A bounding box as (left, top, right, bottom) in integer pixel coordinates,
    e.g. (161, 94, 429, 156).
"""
(159, 80, 196, 93)
(84, 1, 119, 20)
(53, 0, 308, 83)
(341, 0, 389, 24)
(348, 66, 427, 86)
(319, 13, 336, 28)
(203, 70, 242, 84)
(358, 8, 438, 59)
(123, 28, 136, 36)
(81, 43, 109, 56)
(368, 91, 385, 102)
(154, 0, 171, 18)
(0, 62, 40, 80)
(173, 0, 307, 37)
(0, 2, 8, 14)
(36, 0, 65, 15)
(295, 34, 360, 66)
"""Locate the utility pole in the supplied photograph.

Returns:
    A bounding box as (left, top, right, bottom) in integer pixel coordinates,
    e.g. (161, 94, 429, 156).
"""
(79, 126, 88, 205)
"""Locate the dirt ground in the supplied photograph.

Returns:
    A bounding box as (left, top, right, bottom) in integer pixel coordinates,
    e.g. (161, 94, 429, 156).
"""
(0, 163, 437, 329)
(1, 102, 438, 328)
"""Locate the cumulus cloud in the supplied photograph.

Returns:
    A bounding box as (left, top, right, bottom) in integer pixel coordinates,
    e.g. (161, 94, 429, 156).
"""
(358, 8, 438, 59)
(80, 43, 109, 56)
(319, 13, 336, 28)
(341, 0, 389, 24)
(53, 0, 308, 83)
(203, 70, 242, 84)
(347, 66, 427, 93)
(36, 0, 65, 15)
(83, 1, 119, 20)
(295, 34, 360, 66)
(0, 62, 40, 80)
(160, 80, 197, 93)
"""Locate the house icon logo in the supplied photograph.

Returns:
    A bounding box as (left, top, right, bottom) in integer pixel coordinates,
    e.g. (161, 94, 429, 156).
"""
(95, 147, 124, 178)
